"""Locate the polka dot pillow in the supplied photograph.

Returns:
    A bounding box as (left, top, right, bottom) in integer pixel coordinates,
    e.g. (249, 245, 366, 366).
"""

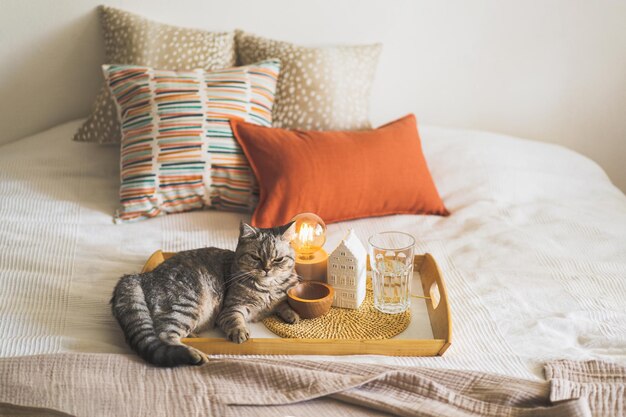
(235, 31, 382, 131)
(74, 6, 236, 144)
(103, 60, 281, 222)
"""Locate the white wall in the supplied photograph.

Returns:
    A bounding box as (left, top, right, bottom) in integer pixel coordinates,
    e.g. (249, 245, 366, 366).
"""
(1, 0, 625, 191)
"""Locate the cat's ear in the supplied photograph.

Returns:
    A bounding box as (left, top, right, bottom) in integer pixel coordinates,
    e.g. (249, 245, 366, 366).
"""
(240, 222, 258, 239)
(278, 221, 296, 241)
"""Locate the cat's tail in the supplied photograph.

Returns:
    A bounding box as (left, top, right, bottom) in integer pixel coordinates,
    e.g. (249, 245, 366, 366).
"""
(110, 274, 205, 367)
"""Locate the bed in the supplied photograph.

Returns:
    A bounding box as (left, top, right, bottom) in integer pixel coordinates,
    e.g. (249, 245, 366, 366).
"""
(1, 119, 625, 384)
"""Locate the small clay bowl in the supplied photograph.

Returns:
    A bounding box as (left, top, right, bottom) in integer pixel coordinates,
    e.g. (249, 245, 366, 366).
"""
(287, 281, 334, 319)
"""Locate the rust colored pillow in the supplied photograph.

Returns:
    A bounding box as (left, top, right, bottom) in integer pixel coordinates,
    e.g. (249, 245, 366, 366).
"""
(230, 115, 449, 227)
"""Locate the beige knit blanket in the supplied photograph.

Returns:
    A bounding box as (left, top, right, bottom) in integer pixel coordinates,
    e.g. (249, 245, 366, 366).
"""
(0, 354, 623, 417)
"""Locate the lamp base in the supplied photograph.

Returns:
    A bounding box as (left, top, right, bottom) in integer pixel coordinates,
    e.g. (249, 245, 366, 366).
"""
(295, 249, 328, 283)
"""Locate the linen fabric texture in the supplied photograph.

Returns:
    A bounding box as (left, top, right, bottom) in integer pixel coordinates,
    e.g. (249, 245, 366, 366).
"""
(235, 30, 381, 131)
(103, 60, 280, 222)
(1, 355, 620, 417)
(74, 5, 236, 144)
(231, 114, 449, 228)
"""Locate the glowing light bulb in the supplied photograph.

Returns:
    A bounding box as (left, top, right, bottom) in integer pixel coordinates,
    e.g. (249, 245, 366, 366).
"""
(290, 213, 326, 260)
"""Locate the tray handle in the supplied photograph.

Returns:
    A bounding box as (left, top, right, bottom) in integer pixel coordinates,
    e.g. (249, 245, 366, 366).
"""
(417, 254, 452, 355)
(141, 250, 175, 273)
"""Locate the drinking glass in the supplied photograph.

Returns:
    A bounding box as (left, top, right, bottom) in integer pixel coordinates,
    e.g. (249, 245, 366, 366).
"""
(368, 232, 415, 314)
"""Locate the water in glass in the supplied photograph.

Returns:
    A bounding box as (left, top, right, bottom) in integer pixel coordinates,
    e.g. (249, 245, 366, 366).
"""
(368, 232, 415, 314)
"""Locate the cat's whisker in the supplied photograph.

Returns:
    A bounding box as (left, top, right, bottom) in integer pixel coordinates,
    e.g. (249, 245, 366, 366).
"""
(224, 274, 251, 285)
(223, 271, 254, 286)
(225, 277, 253, 287)
(225, 271, 250, 281)
(225, 270, 252, 279)
(293, 273, 307, 282)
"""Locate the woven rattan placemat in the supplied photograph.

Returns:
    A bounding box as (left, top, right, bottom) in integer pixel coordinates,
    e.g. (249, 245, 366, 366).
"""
(263, 282, 411, 339)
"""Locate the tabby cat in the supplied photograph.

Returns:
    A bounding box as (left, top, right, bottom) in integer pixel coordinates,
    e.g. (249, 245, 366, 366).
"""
(111, 222, 299, 367)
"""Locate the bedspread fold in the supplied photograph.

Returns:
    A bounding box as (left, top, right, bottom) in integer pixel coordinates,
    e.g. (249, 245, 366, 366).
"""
(1, 354, 623, 417)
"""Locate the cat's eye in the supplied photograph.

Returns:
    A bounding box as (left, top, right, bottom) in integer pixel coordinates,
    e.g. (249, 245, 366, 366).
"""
(248, 254, 262, 262)
(274, 257, 285, 263)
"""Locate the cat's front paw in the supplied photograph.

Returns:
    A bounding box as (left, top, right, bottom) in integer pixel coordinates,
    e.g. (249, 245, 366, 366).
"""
(227, 326, 250, 344)
(280, 309, 300, 324)
(188, 347, 209, 365)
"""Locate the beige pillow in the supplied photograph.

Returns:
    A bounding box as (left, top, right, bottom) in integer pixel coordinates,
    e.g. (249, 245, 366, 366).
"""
(74, 6, 236, 144)
(235, 31, 381, 131)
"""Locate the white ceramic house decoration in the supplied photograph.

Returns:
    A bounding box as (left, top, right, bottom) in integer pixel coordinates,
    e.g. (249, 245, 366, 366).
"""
(327, 229, 367, 309)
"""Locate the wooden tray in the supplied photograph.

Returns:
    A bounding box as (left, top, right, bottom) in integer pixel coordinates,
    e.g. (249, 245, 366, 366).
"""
(142, 251, 452, 356)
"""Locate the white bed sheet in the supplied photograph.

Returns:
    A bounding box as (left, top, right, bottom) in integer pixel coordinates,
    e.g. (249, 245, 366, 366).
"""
(1, 119, 625, 379)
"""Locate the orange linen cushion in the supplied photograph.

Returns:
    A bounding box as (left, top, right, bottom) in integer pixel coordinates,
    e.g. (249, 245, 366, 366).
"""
(231, 114, 449, 227)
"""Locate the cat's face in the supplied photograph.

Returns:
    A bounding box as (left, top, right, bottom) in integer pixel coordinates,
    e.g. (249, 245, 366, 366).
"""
(233, 222, 296, 283)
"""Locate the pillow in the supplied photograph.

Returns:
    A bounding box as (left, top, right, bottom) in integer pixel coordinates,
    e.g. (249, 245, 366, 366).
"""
(235, 31, 381, 131)
(103, 60, 281, 222)
(230, 114, 449, 228)
(75, 6, 236, 144)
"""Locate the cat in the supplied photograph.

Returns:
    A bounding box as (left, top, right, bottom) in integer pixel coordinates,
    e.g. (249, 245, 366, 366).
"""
(110, 221, 300, 367)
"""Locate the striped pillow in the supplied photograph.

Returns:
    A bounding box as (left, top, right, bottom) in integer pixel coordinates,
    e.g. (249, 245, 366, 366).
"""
(103, 60, 280, 223)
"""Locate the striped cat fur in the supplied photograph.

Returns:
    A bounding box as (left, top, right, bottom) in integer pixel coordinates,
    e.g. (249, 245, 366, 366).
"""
(110, 221, 298, 366)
